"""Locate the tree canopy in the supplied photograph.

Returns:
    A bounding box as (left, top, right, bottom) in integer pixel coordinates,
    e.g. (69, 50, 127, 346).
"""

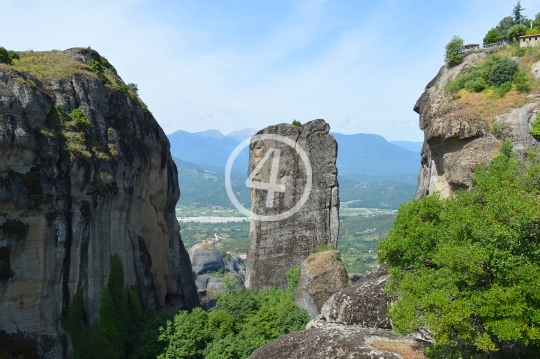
(445, 36, 465, 67)
(378, 149, 540, 356)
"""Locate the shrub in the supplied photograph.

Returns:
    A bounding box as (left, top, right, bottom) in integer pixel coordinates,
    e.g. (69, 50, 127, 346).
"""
(286, 264, 301, 293)
(491, 122, 505, 139)
(526, 28, 540, 35)
(445, 36, 465, 67)
(127, 83, 139, 96)
(494, 81, 513, 97)
(483, 28, 500, 46)
(70, 108, 90, 125)
(488, 58, 518, 86)
(7, 50, 19, 61)
(292, 119, 302, 126)
(530, 114, 540, 139)
(507, 23, 528, 41)
(378, 154, 540, 355)
(513, 71, 531, 93)
(89, 59, 103, 74)
(0, 47, 12, 65)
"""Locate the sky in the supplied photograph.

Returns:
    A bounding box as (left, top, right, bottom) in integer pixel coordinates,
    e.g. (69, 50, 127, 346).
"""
(3, 0, 540, 141)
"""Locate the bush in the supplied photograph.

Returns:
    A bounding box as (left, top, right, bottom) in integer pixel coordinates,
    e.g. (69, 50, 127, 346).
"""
(483, 28, 500, 46)
(445, 36, 465, 67)
(292, 119, 302, 126)
(507, 23, 528, 41)
(286, 264, 301, 293)
(89, 59, 103, 74)
(491, 122, 505, 139)
(513, 71, 531, 93)
(70, 108, 90, 125)
(530, 114, 540, 139)
(378, 154, 540, 355)
(313, 243, 337, 253)
(526, 28, 540, 35)
(488, 58, 518, 86)
(0, 47, 12, 65)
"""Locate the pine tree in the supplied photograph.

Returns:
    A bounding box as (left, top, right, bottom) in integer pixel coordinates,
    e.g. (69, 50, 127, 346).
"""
(512, 1, 526, 24)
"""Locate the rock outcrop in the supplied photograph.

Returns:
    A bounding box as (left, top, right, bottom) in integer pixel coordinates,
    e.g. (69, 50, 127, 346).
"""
(414, 53, 540, 199)
(247, 325, 425, 359)
(294, 250, 349, 319)
(319, 265, 390, 328)
(0, 48, 198, 357)
(189, 245, 246, 292)
(245, 120, 339, 289)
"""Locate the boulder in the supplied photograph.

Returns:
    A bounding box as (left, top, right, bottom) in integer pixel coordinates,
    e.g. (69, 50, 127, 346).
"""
(189, 245, 227, 276)
(294, 251, 349, 319)
(320, 265, 391, 329)
(247, 324, 426, 359)
(245, 120, 340, 289)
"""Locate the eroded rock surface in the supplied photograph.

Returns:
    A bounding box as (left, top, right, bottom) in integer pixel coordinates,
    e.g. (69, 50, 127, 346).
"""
(319, 265, 390, 328)
(245, 120, 339, 289)
(0, 48, 198, 357)
(413, 53, 540, 199)
(189, 245, 246, 293)
(295, 250, 349, 319)
(247, 325, 422, 359)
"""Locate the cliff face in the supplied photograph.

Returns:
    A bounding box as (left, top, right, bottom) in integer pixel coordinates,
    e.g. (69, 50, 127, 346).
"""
(0, 48, 197, 357)
(414, 54, 540, 198)
(245, 120, 339, 289)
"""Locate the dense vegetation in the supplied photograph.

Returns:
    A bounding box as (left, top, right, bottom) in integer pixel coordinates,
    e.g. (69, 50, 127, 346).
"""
(135, 269, 309, 359)
(63, 256, 308, 359)
(445, 2, 540, 67)
(378, 148, 540, 358)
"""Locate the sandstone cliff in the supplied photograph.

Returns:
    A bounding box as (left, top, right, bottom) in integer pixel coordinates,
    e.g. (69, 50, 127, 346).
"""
(245, 119, 339, 289)
(414, 54, 540, 198)
(0, 48, 198, 357)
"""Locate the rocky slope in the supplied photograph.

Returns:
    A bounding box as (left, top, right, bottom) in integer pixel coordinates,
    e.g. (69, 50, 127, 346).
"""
(414, 53, 540, 198)
(0, 48, 198, 357)
(245, 120, 339, 289)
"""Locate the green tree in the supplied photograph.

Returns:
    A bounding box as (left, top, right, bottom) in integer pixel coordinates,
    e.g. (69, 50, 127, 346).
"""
(445, 36, 465, 67)
(483, 28, 500, 46)
(512, 1, 527, 24)
(507, 23, 528, 41)
(0, 47, 12, 65)
(488, 57, 518, 86)
(496, 16, 514, 41)
(378, 153, 540, 356)
(533, 12, 540, 30)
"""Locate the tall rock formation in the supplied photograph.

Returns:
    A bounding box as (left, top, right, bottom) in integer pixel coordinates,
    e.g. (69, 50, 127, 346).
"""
(245, 119, 339, 289)
(0, 48, 198, 357)
(414, 53, 540, 199)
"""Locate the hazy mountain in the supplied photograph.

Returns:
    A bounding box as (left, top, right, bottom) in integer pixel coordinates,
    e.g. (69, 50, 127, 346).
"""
(331, 133, 420, 179)
(226, 128, 259, 142)
(390, 141, 423, 153)
(169, 129, 421, 209)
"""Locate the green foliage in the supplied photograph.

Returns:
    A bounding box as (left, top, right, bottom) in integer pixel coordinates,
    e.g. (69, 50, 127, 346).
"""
(292, 119, 302, 126)
(100, 56, 110, 68)
(70, 108, 90, 125)
(512, 1, 527, 24)
(7, 50, 19, 61)
(507, 23, 528, 41)
(513, 71, 531, 92)
(446, 55, 523, 97)
(127, 83, 139, 95)
(534, 12, 540, 30)
(89, 59, 103, 74)
(483, 28, 500, 46)
(131, 311, 173, 359)
(0, 47, 12, 65)
(286, 264, 301, 293)
(445, 36, 465, 67)
(158, 308, 211, 359)
(157, 285, 309, 358)
(530, 114, 540, 139)
(501, 138, 514, 157)
(378, 154, 540, 355)
(496, 16, 514, 42)
(488, 57, 518, 86)
(61, 254, 145, 359)
(491, 122, 505, 139)
(526, 27, 540, 35)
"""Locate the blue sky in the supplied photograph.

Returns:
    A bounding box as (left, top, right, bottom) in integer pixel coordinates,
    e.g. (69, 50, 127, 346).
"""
(3, 0, 540, 141)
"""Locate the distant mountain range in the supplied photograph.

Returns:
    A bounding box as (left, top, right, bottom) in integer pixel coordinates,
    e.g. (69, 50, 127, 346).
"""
(168, 128, 423, 209)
